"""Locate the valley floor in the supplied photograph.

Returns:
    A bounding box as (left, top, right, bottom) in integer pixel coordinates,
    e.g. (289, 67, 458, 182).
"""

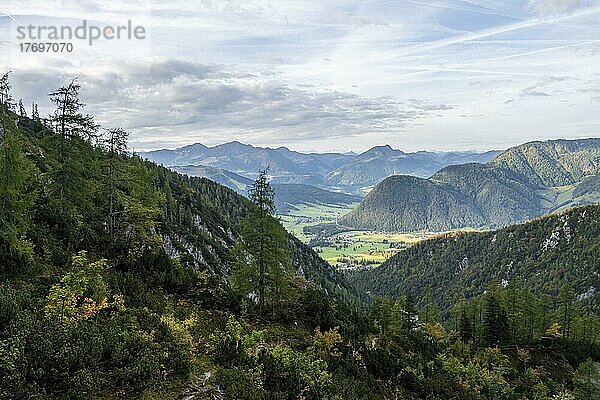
(280, 202, 474, 269)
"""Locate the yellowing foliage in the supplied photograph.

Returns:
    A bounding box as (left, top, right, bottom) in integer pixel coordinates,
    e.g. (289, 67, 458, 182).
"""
(44, 251, 124, 323)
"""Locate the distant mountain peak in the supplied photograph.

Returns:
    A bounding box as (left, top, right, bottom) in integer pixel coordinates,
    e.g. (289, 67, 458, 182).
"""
(219, 140, 254, 149)
(364, 144, 398, 153)
(358, 145, 405, 159)
(180, 142, 208, 150)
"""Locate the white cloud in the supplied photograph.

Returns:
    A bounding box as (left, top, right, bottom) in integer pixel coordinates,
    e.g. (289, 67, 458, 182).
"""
(527, 0, 583, 16)
(7, 59, 448, 151)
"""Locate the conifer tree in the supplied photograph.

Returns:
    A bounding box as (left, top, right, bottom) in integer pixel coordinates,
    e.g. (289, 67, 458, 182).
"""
(31, 102, 39, 121)
(48, 78, 98, 212)
(0, 71, 16, 111)
(103, 127, 129, 239)
(558, 283, 576, 339)
(49, 78, 98, 142)
(18, 99, 26, 117)
(397, 294, 417, 333)
(0, 106, 36, 269)
(371, 296, 394, 335)
(483, 288, 509, 346)
(232, 169, 292, 318)
(0, 72, 16, 140)
(459, 306, 474, 342)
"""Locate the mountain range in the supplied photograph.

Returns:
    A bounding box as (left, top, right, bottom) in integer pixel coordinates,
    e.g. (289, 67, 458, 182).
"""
(340, 138, 600, 232)
(140, 142, 500, 197)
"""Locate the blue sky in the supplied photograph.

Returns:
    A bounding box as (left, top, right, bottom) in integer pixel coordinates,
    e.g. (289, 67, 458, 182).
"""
(1, 0, 599, 152)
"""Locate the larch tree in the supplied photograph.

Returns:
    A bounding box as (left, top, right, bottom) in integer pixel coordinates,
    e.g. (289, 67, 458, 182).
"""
(232, 168, 292, 319)
(31, 102, 40, 121)
(483, 287, 509, 346)
(459, 306, 474, 342)
(558, 283, 576, 340)
(0, 71, 16, 111)
(48, 78, 98, 212)
(0, 72, 16, 140)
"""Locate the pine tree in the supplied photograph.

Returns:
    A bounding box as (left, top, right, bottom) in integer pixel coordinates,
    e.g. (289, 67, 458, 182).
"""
(483, 288, 509, 346)
(49, 78, 98, 142)
(558, 283, 576, 339)
(398, 294, 417, 333)
(18, 99, 27, 117)
(459, 306, 474, 342)
(0, 72, 16, 111)
(0, 109, 36, 269)
(0, 72, 16, 140)
(31, 102, 39, 121)
(371, 296, 394, 335)
(103, 128, 129, 239)
(232, 169, 292, 318)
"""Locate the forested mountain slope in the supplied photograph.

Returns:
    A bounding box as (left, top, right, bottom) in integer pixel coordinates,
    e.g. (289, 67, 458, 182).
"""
(337, 175, 488, 232)
(341, 138, 600, 232)
(490, 138, 600, 187)
(349, 204, 600, 315)
(171, 164, 361, 214)
(1, 114, 359, 307)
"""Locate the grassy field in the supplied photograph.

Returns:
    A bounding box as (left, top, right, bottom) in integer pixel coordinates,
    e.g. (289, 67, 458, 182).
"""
(314, 231, 436, 268)
(279, 203, 439, 269)
(279, 203, 358, 242)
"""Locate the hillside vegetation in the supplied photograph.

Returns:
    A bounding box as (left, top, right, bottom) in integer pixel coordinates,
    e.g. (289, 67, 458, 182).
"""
(341, 139, 600, 232)
(349, 204, 600, 316)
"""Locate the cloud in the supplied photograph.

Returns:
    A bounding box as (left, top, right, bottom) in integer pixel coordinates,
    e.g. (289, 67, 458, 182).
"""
(7, 59, 451, 151)
(519, 76, 570, 97)
(527, 0, 583, 16)
(2, 0, 600, 152)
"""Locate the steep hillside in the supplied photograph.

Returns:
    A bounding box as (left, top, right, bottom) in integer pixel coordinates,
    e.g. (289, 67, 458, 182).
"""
(2, 113, 361, 308)
(3, 79, 600, 400)
(349, 204, 600, 314)
(491, 138, 600, 187)
(338, 175, 486, 231)
(341, 138, 600, 232)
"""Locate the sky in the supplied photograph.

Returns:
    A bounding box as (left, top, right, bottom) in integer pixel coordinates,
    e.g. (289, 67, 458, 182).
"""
(1, 0, 599, 153)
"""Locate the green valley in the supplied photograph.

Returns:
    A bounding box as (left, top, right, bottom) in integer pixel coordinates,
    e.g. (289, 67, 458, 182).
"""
(279, 203, 439, 269)
(313, 231, 435, 269)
